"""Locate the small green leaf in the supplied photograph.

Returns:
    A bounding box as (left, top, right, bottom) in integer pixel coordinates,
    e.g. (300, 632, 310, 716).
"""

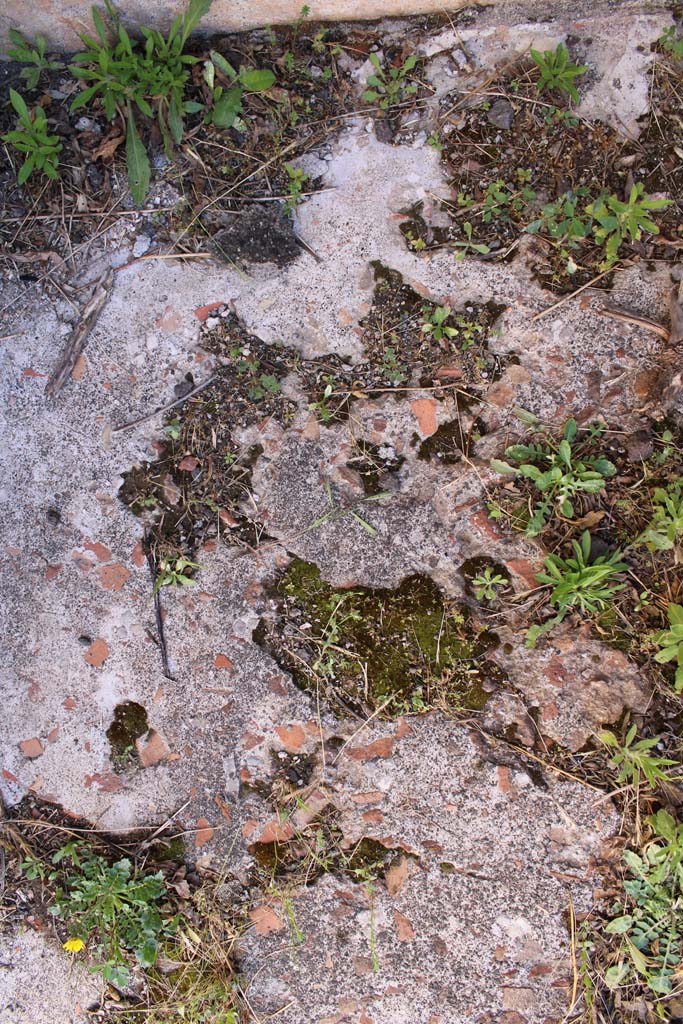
(9, 88, 30, 122)
(605, 915, 632, 934)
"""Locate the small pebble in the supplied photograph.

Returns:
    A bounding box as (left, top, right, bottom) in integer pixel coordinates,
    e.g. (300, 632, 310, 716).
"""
(133, 234, 152, 258)
(487, 98, 514, 130)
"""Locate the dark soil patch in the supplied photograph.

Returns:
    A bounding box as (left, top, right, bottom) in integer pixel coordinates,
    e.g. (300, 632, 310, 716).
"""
(209, 204, 301, 266)
(253, 556, 504, 718)
(120, 312, 300, 559)
(416, 413, 487, 464)
(402, 51, 682, 293)
(488, 418, 683, 687)
(250, 810, 411, 888)
(346, 438, 405, 495)
(106, 701, 149, 770)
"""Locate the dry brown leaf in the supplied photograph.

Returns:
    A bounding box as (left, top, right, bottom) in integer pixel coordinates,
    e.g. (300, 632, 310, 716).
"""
(92, 134, 124, 161)
(570, 510, 605, 528)
(385, 855, 411, 896)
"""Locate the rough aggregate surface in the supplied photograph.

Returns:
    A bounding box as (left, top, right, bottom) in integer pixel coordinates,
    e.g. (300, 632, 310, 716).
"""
(0, 4, 678, 1022)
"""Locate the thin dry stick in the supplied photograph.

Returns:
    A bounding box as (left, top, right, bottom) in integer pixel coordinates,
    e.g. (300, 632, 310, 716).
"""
(530, 265, 621, 322)
(563, 892, 579, 1022)
(598, 306, 670, 340)
(45, 267, 114, 399)
(112, 374, 217, 433)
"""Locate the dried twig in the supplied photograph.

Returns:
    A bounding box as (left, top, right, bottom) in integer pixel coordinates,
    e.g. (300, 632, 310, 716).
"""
(530, 265, 619, 322)
(45, 268, 114, 399)
(661, 278, 683, 414)
(143, 531, 175, 681)
(112, 374, 217, 434)
(598, 306, 670, 340)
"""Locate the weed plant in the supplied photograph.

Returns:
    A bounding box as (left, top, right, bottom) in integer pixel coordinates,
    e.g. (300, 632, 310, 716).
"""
(530, 43, 587, 103)
(362, 52, 419, 110)
(6, 29, 64, 89)
(603, 809, 683, 999)
(652, 603, 683, 692)
(22, 841, 176, 987)
(2, 89, 62, 183)
(527, 530, 626, 646)
(491, 418, 616, 536)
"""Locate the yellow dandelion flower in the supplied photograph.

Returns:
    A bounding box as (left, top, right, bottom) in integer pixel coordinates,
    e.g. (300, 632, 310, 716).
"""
(63, 937, 85, 953)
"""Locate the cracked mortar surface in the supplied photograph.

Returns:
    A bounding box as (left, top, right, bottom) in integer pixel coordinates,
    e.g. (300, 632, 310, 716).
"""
(0, 4, 675, 1023)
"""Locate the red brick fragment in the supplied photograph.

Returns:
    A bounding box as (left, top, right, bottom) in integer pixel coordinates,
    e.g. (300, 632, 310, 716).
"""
(84, 638, 109, 668)
(363, 809, 384, 824)
(215, 794, 231, 822)
(410, 398, 438, 436)
(85, 772, 122, 793)
(393, 910, 415, 941)
(194, 301, 223, 321)
(195, 817, 214, 848)
(135, 730, 170, 767)
(249, 905, 285, 935)
(45, 564, 63, 581)
(63, 697, 77, 710)
(96, 563, 131, 591)
(214, 653, 234, 670)
(274, 723, 306, 752)
(132, 541, 145, 567)
(497, 766, 511, 794)
(71, 353, 87, 380)
(178, 455, 199, 471)
(351, 790, 385, 805)
(19, 738, 43, 759)
(257, 818, 295, 844)
(394, 717, 412, 738)
(347, 737, 394, 761)
(85, 541, 112, 562)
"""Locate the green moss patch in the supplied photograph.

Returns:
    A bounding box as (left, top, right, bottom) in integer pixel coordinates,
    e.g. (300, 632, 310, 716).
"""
(254, 557, 503, 717)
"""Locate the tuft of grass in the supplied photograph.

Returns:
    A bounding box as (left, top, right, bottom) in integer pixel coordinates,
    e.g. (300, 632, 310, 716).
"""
(527, 530, 627, 646)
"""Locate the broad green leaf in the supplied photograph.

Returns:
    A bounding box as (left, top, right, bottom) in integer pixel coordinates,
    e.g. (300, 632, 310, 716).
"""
(668, 603, 683, 625)
(167, 97, 183, 144)
(490, 459, 517, 475)
(91, 6, 109, 45)
(18, 155, 35, 184)
(240, 68, 275, 91)
(71, 83, 101, 111)
(514, 407, 538, 425)
(210, 87, 243, 128)
(125, 110, 150, 206)
(604, 963, 629, 989)
(605, 915, 632, 934)
(557, 439, 572, 467)
(180, 0, 213, 46)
